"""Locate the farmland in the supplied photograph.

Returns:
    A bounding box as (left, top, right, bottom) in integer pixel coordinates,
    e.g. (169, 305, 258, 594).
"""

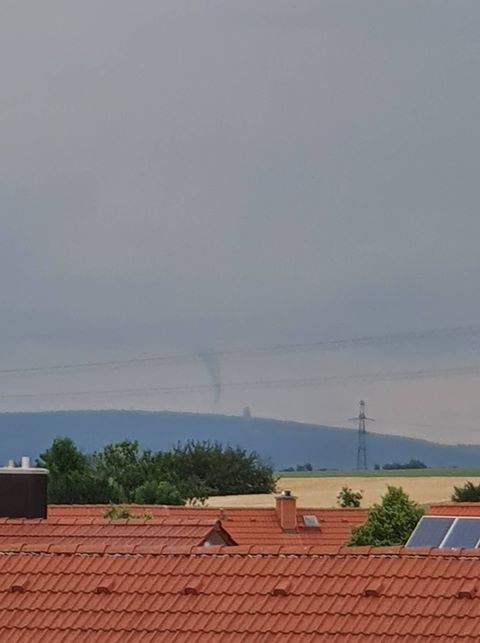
(206, 469, 480, 508)
(278, 467, 480, 478)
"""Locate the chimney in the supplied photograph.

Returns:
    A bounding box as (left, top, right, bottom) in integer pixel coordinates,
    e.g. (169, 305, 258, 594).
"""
(275, 490, 297, 532)
(0, 458, 48, 519)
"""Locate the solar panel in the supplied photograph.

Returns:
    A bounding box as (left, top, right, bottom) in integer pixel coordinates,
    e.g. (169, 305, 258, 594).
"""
(406, 517, 454, 548)
(303, 515, 320, 528)
(442, 518, 480, 548)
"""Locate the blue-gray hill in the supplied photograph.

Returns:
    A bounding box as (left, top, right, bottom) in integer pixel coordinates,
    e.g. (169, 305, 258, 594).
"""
(0, 410, 479, 470)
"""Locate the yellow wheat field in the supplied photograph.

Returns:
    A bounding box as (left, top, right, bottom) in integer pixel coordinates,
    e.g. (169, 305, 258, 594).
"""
(206, 476, 480, 508)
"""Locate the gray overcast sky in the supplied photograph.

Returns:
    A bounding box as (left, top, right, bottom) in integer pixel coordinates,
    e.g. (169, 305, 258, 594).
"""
(1, 1, 480, 443)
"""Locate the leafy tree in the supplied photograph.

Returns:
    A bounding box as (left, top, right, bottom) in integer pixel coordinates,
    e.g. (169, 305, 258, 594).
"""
(169, 440, 276, 496)
(37, 437, 109, 504)
(452, 481, 480, 502)
(37, 436, 275, 504)
(93, 440, 145, 503)
(176, 475, 209, 505)
(134, 480, 186, 505)
(348, 486, 423, 547)
(131, 450, 209, 504)
(337, 486, 362, 508)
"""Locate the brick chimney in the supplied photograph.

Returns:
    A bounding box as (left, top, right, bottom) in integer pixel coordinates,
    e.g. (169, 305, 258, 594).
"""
(275, 490, 297, 532)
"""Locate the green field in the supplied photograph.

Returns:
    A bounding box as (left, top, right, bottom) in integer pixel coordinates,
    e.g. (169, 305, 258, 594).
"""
(276, 468, 480, 478)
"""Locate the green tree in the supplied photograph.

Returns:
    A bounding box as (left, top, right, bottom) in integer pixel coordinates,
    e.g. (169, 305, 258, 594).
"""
(134, 480, 186, 505)
(337, 486, 362, 508)
(348, 486, 423, 547)
(37, 437, 108, 504)
(452, 481, 480, 502)
(169, 440, 276, 496)
(93, 440, 144, 503)
(38, 436, 276, 504)
(129, 450, 209, 504)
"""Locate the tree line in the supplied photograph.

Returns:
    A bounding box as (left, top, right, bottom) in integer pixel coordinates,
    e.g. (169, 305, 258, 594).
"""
(38, 437, 276, 505)
(379, 459, 427, 470)
(283, 459, 429, 472)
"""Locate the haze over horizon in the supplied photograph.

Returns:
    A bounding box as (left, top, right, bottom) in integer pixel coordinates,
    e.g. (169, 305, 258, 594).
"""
(1, 2, 480, 444)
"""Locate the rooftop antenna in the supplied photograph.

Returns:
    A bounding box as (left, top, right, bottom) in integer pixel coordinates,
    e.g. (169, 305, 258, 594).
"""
(348, 400, 375, 470)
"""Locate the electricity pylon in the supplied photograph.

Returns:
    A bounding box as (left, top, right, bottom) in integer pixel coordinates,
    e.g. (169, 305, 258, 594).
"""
(348, 400, 375, 470)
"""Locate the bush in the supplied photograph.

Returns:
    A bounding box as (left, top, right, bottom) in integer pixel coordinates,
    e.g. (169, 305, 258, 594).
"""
(348, 486, 423, 547)
(337, 486, 362, 508)
(452, 481, 480, 502)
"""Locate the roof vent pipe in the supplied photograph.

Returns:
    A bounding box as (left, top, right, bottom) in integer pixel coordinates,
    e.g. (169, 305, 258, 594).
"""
(21, 457, 31, 469)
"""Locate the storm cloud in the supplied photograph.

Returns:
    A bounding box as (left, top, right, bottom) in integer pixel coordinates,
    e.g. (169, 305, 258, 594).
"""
(1, 1, 480, 442)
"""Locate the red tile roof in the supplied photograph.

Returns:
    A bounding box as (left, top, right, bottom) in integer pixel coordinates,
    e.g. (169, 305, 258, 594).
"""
(48, 505, 367, 546)
(428, 503, 480, 516)
(0, 517, 235, 548)
(0, 546, 479, 641)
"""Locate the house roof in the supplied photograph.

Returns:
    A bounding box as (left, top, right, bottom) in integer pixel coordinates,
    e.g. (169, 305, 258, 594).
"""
(48, 505, 367, 546)
(0, 545, 479, 641)
(0, 517, 235, 548)
(428, 503, 480, 517)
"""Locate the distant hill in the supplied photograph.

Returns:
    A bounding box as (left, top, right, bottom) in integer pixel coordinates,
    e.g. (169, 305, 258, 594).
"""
(0, 410, 479, 470)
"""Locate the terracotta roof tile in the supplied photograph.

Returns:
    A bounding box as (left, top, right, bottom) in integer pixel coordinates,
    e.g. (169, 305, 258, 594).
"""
(0, 547, 480, 640)
(0, 517, 236, 550)
(428, 503, 480, 516)
(47, 505, 367, 547)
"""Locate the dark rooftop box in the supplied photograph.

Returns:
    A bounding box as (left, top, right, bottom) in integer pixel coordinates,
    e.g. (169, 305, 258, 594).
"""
(0, 457, 48, 519)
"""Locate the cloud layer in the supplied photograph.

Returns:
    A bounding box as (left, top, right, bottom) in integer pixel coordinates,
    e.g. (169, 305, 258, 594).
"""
(1, 1, 480, 442)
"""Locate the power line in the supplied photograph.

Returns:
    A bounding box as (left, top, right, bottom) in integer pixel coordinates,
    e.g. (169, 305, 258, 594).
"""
(1, 362, 480, 402)
(0, 322, 479, 377)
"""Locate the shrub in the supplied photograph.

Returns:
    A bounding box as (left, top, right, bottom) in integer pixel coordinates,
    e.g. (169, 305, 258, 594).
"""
(348, 486, 423, 547)
(337, 486, 362, 508)
(452, 481, 480, 502)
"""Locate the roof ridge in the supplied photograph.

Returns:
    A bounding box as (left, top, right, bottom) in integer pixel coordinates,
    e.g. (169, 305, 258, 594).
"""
(1, 544, 480, 557)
